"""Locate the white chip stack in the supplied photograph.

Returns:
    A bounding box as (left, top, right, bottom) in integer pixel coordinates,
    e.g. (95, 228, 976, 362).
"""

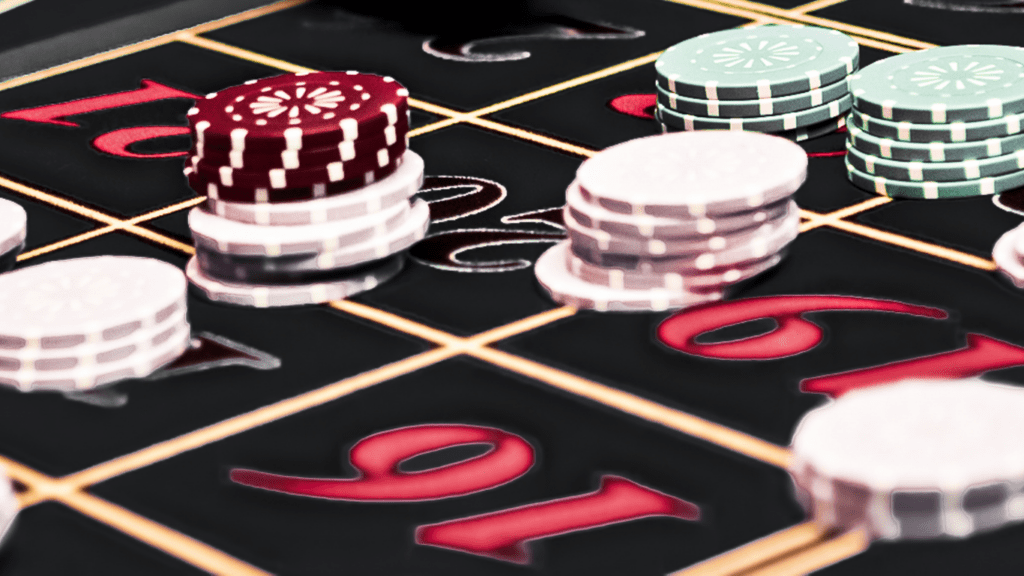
(534, 131, 806, 312)
(790, 379, 1024, 541)
(186, 151, 428, 308)
(0, 256, 190, 392)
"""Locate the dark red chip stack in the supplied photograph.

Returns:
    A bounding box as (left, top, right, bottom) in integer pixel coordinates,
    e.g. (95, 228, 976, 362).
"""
(181, 71, 429, 308)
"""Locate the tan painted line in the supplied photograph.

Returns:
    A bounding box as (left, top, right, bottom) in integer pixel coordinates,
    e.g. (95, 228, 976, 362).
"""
(667, 0, 791, 23)
(61, 347, 459, 487)
(0, 0, 32, 16)
(0, 455, 52, 488)
(178, 33, 316, 74)
(16, 490, 47, 509)
(465, 117, 597, 157)
(188, 0, 308, 36)
(469, 51, 663, 118)
(741, 527, 869, 576)
(408, 117, 461, 138)
(17, 196, 203, 262)
(670, 522, 824, 576)
(329, 300, 462, 346)
(789, 0, 848, 14)
(467, 306, 577, 346)
(178, 34, 466, 121)
(0, 0, 309, 93)
(824, 196, 892, 220)
(671, 0, 936, 50)
(0, 175, 193, 253)
(63, 492, 271, 576)
(826, 217, 997, 271)
(0, 175, 125, 226)
(17, 226, 115, 261)
(470, 346, 792, 468)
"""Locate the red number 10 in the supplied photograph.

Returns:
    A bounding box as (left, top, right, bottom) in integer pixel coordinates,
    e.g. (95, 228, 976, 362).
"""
(230, 424, 698, 563)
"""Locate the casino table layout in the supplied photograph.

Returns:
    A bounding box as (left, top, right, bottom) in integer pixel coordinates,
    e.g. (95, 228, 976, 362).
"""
(3, 0, 1024, 574)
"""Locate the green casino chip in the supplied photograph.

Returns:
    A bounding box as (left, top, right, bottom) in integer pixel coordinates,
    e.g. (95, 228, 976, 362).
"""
(846, 144, 1024, 181)
(655, 77, 848, 118)
(657, 109, 846, 142)
(845, 159, 1024, 199)
(657, 95, 851, 133)
(850, 109, 1024, 143)
(847, 123, 1024, 162)
(655, 25, 859, 100)
(848, 45, 1024, 124)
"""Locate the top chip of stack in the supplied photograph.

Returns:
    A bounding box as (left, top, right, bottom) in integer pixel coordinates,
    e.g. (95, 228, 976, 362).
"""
(789, 378, 1024, 541)
(182, 71, 426, 308)
(0, 256, 192, 392)
(534, 131, 806, 312)
(654, 25, 859, 142)
(845, 45, 1024, 199)
(185, 70, 410, 203)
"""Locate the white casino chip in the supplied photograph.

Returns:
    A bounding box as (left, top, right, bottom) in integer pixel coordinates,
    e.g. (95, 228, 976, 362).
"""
(789, 379, 1024, 541)
(575, 132, 808, 218)
(0, 257, 187, 351)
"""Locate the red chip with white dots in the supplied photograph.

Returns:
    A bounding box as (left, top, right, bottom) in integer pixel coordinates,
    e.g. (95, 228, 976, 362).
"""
(187, 71, 409, 154)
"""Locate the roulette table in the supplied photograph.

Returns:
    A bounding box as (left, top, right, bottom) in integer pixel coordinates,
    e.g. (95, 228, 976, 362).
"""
(1, 0, 1024, 574)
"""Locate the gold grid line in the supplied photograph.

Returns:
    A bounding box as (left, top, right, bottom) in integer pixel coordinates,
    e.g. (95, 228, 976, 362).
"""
(788, 0, 849, 14)
(741, 527, 870, 576)
(677, 0, 937, 50)
(0, 455, 270, 575)
(0, 1, 1000, 573)
(0, 0, 310, 94)
(669, 522, 824, 576)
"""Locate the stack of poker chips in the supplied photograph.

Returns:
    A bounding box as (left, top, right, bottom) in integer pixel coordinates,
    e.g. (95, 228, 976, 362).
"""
(654, 25, 858, 142)
(534, 131, 806, 312)
(0, 198, 26, 273)
(0, 256, 191, 392)
(789, 379, 1024, 540)
(182, 71, 428, 308)
(846, 45, 1024, 199)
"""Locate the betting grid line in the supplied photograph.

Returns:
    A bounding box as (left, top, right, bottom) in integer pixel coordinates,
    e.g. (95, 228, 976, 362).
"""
(17, 196, 205, 262)
(683, 0, 937, 50)
(740, 527, 870, 576)
(0, 454, 271, 575)
(669, 521, 824, 576)
(0, 0, 309, 95)
(0, 4, 1004, 574)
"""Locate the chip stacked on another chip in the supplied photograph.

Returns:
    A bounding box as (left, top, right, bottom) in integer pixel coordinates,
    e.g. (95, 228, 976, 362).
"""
(183, 71, 427, 308)
(0, 257, 191, 392)
(846, 45, 1024, 199)
(0, 198, 27, 273)
(534, 131, 806, 312)
(790, 379, 1024, 540)
(654, 25, 858, 142)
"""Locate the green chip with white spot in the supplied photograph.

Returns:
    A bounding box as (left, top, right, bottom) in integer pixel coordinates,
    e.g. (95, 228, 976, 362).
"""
(845, 159, 1024, 199)
(846, 143, 1024, 181)
(657, 94, 851, 132)
(850, 109, 1024, 143)
(655, 25, 859, 100)
(847, 123, 1024, 162)
(848, 45, 1024, 124)
(655, 77, 849, 118)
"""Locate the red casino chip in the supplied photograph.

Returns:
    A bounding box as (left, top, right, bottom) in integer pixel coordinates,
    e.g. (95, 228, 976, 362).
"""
(185, 158, 402, 204)
(189, 137, 405, 191)
(191, 124, 407, 171)
(187, 71, 409, 153)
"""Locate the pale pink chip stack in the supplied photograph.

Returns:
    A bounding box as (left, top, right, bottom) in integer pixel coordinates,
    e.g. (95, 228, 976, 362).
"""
(535, 131, 808, 312)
